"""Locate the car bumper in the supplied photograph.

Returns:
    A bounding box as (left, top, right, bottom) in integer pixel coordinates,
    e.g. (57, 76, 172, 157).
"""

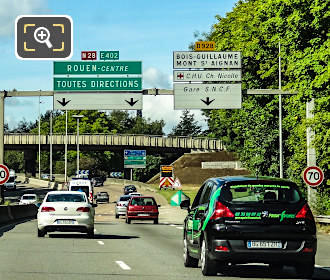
(115, 206, 127, 215)
(37, 214, 94, 232)
(96, 199, 109, 203)
(208, 238, 317, 264)
(127, 213, 158, 219)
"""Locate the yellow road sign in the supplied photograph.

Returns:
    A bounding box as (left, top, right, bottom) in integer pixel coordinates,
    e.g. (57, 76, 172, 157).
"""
(195, 41, 215, 51)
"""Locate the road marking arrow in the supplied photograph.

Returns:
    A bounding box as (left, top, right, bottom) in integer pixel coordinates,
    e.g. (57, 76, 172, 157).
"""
(201, 97, 215, 106)
(125, 98, 139, 107)
(57, 98, 71, 107)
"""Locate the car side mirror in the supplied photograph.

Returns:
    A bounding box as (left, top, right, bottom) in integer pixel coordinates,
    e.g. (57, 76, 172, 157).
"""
(157, 205, 161, 208)
(92, 203, 98, 208)
(180, 199, 190, 211)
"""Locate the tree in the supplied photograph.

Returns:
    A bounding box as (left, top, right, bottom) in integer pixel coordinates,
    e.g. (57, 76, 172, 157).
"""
(170, 110, 202, 136)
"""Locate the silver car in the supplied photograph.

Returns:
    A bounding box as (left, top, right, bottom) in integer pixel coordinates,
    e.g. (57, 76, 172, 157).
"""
(115, 195, 132, 219)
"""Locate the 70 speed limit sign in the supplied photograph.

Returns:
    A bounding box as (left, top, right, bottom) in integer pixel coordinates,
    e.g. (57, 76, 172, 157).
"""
(0, 164, 10, 185)
(303, 166, 324, 187)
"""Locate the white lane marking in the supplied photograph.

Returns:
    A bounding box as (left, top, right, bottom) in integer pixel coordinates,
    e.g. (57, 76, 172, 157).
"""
(94, 229, 97, 233)
(169, 224, 176, 227)
(315, 264, 322, 268)
(116, 261, 131, 270)
(97, 241, 104, 245)
(176, 226, 183, 229)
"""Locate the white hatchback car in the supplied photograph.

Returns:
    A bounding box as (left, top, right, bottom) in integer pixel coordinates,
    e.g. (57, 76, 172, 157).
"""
(19, 194, 38, 205)
(37, 191, 96, 238)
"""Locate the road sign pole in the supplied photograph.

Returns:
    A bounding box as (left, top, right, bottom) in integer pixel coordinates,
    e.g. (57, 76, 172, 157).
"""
(0, 92, 5, 164)
(279, 41, 283, 178)
(50, 110, 52, 182)
(64, 110, 67, 183)
(38, 95, 41, 179)
(130, 169, 133, 181)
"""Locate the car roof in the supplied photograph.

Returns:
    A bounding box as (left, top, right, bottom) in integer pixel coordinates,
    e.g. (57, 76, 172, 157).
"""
(46, 191, 86, 195)
(207, 176, 295, 186)
(22, 194, 37, 196)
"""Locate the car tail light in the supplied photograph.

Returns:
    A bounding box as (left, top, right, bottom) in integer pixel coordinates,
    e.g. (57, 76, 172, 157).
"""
(296, 204, 314, 221)
(302, 247, 314, 253)
(41, 206, 55, 212)
(210, 202, 234, 220)
(215, 245, 229, 252)
(76, 207, 90, 212)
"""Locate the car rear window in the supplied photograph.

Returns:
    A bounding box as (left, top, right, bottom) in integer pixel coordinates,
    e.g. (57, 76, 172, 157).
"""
(46, 194, 86, 202)
(22, 195, 36, 200)
(119, 196, 131, 201)
(219, 183, 301, 204)
(130, 197, 155, 206)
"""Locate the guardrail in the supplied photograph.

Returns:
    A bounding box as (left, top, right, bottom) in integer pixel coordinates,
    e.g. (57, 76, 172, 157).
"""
(316, 215, 330, 224)
(0, 205, 38, 226)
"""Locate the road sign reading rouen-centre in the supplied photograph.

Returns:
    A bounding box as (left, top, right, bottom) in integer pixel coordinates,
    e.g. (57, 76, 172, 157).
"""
(81, 51, 97, 60)
(124, 150, 146, 169)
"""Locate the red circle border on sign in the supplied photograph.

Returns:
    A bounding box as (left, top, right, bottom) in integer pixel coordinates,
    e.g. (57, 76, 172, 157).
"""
(303, 166, 324, 187)
(0, 164, 10, 185)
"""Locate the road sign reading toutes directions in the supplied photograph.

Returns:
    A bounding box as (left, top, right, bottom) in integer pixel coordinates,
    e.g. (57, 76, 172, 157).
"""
(0, 164, 10, 185)
(303, 166, 324, 187)
(173, 51, 241, 69)
(174, 83, 241, 109)
(53, 93, 143, 110)
(173, 70, 241, 82)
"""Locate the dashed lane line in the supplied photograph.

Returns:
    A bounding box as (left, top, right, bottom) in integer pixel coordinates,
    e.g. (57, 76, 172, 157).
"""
(116, 261, 131, 270)
(97, 241, 104, 245)
(176, 226, 183, 230)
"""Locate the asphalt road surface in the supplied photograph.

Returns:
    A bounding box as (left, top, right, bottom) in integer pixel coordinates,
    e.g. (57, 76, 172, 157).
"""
(1, 182, 329, 280)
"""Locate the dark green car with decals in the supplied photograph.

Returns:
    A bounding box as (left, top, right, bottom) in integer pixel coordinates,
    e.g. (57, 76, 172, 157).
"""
(180, 176, 317, 278)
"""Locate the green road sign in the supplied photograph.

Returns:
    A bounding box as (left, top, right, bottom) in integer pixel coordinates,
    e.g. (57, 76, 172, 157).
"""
(53, 61, 142, 75)
(100, 51, 119, 60)
(170, 190, 190, 206)
(54, 77, 142, 91)
(124, 150, 146, 169)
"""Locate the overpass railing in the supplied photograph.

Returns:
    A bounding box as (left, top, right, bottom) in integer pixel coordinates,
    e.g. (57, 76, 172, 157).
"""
(4, 133, 224, 151)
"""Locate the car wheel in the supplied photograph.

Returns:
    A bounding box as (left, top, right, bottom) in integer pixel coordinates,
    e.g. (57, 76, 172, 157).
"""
(115, 214, 119, 219)
(295, 260, 314, 279)
(154, 218, 158, 224)
(201, 239, 217, 276)
(87, 228, 94, 239)
(126, 218, 131, 224)
(37, 229, 46, 237)
(183, 236, 198, 267)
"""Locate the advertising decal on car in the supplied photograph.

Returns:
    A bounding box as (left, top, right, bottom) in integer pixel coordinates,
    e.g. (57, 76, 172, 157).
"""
(234, 210, 296, 222)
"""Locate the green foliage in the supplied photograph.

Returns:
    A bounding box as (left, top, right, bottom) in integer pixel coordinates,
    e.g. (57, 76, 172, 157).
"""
(170, 110, 202, 136)
(133, 155, 161, 182)
(203, 0, 329, 212)
(4, 151, 24, 172)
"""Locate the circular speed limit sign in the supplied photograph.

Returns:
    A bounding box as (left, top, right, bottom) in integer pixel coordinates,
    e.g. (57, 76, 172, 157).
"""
(0, 164, 10, 185)
(303, 166, 324, 187)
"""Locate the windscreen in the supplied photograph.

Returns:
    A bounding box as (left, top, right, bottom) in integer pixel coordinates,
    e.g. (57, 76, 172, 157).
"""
(7, 177, 15, 183)
(219, 183, 301, 204)
(70, 185, 89, 195)
(22, 195, 35, 200)
(46, 194, 86, 202)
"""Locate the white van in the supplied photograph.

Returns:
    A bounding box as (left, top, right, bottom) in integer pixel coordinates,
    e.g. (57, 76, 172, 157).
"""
(68, 178, 93, 204)
(4, 170, 16, 190)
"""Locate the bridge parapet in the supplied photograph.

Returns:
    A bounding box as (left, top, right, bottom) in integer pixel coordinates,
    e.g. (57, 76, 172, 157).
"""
(5, 134, 224, 151)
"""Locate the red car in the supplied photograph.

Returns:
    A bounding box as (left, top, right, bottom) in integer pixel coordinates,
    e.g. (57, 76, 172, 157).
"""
(126, 196, 160, 224)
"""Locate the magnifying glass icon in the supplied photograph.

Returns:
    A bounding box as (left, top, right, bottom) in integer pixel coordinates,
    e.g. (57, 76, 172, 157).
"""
(34, 27, 53, 48)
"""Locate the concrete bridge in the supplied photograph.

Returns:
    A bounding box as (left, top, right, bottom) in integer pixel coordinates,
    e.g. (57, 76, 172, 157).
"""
(4, 133, 224, 175)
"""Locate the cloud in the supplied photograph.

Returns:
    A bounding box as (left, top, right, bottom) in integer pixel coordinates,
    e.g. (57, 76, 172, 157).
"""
(0, 0, 48, 37)
(142, 95, 208, 135)
(143, 67, 172, 89)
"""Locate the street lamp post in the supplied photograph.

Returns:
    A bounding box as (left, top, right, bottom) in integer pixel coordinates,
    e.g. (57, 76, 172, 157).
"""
(72, 115, 84, 176)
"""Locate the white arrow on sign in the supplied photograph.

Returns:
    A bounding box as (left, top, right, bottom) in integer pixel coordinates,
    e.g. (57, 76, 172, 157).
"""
(53, 93, 142, 110)
(174, 83, 241, 109)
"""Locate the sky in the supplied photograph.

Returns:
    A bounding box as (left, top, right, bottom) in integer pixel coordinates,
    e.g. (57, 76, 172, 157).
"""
(0, 0, 238, 134)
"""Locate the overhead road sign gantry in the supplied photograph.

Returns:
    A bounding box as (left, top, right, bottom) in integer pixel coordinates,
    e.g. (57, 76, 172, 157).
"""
(173, 51, 241, 69)
(173, 70, 241, 82)
(54, 77, 142, 91)
(174, 83, 241, 110)
(53, 61, 142, 75)
(54, 92, 143, 110)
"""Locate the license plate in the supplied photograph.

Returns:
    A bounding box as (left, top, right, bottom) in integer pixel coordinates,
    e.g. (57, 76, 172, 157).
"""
(57, 220, 75, 225)
(138, 213, 150, 216)
(247, 240, 282, 249)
